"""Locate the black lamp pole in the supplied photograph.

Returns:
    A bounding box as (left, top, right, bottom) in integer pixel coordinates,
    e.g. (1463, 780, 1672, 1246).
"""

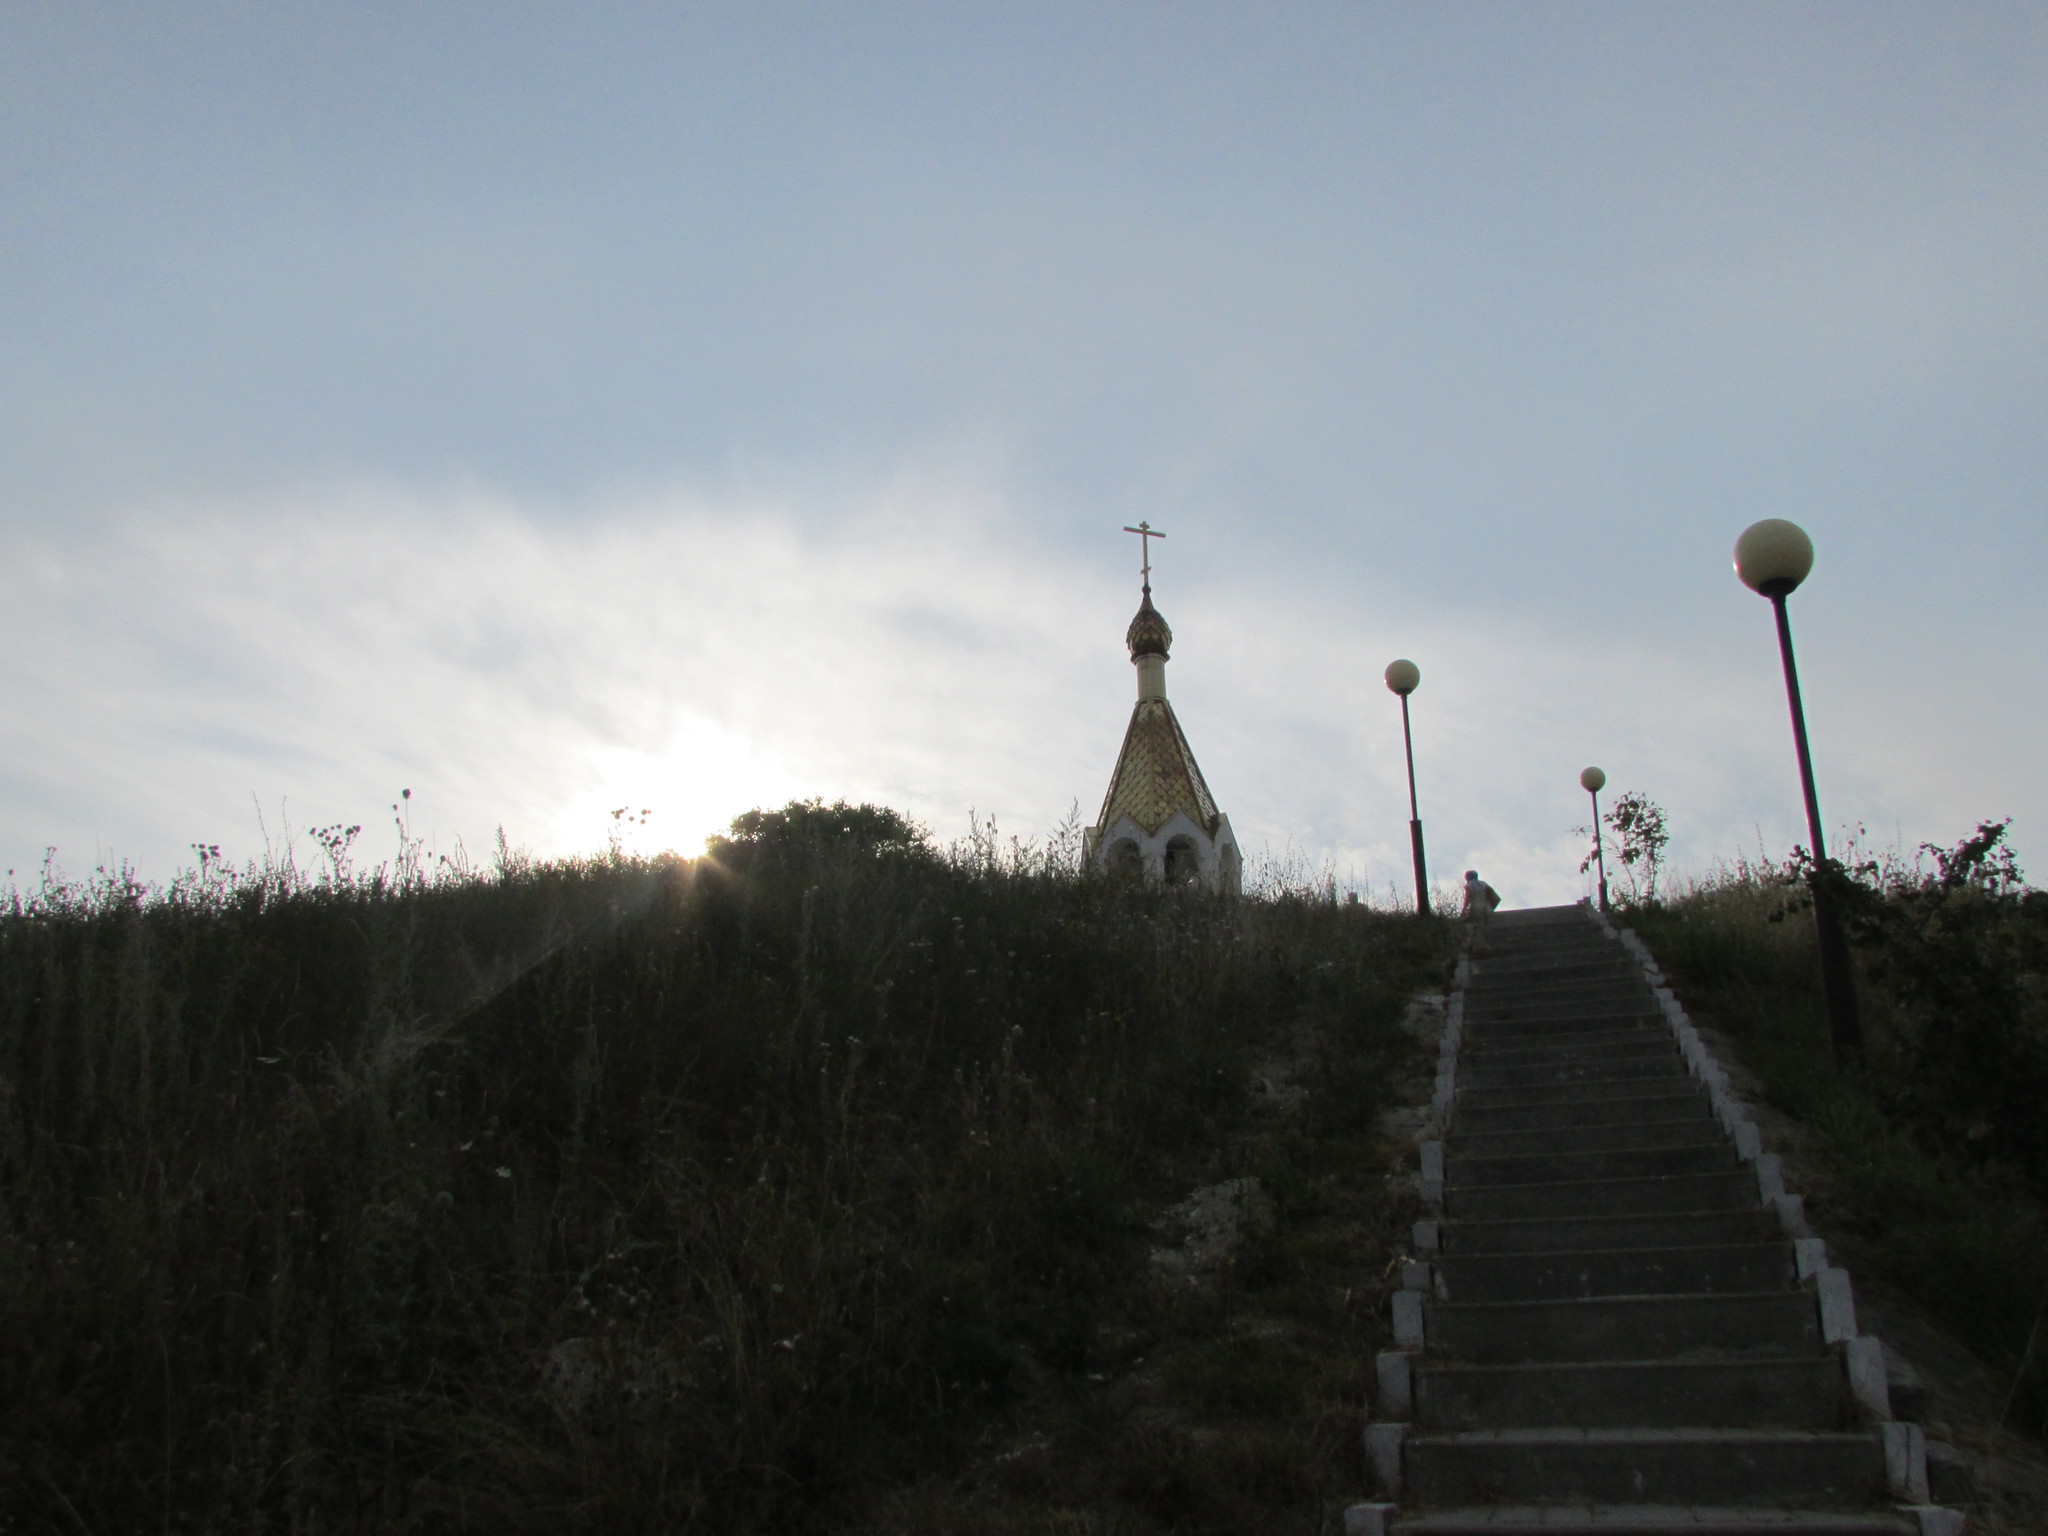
(1587, 789, 1611, 913)
(1735, 519, 1863, 1067)
(1400, 692, 1428, 916)
(1384, 659, 1429, 916)
(1767, 589, 1864, 1064)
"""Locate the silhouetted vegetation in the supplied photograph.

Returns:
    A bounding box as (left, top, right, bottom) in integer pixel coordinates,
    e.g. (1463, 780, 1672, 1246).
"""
(0, 801, 1451, 1533)
(1629, 824, 2048, 1445)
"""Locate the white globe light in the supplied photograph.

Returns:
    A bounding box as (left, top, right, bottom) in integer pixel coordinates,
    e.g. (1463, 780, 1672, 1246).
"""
(1580, 766, 1606, 793)
(1384, 658, 1420, 696)
(1734, 519, 1815, 596)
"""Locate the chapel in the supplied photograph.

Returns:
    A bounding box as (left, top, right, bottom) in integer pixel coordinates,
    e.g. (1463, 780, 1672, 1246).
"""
(1082, 527, 1242, 893)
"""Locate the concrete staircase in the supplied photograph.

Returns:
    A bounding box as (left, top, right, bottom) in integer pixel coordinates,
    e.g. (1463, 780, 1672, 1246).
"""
(1350, 904, 1961, 1536)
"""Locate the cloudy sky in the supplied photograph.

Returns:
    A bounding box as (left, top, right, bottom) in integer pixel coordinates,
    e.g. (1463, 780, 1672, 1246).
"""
(5, 3, 2045, 904)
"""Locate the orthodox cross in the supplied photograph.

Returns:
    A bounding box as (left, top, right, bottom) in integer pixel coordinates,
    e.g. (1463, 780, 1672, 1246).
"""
(1122, 520, 1166, 595)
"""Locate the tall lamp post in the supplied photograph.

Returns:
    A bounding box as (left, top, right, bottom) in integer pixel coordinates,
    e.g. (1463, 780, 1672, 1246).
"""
(1384, 659, 1429, 916)
(1733, 518, 1864, 1064)
(1580, 765, 1611, 913)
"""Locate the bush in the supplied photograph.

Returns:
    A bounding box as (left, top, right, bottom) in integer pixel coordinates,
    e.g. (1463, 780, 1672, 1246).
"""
(1828, 821, 2048, 1183)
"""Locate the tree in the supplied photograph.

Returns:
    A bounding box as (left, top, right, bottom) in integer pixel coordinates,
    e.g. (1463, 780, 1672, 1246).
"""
(1577, 791, 1670, 907)
(1608, 792, 1669, 905)
(706, 800, 932, 873)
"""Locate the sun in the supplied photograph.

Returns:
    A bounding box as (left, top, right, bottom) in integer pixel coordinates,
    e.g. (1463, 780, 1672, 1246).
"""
(551, 713, 808, 858)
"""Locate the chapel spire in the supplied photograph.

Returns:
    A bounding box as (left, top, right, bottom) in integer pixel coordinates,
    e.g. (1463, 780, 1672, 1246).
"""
(1082, 528, 1240, 892)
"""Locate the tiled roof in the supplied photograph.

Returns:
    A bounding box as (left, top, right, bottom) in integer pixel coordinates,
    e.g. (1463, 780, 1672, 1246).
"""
(1094, 697, 1221, 837)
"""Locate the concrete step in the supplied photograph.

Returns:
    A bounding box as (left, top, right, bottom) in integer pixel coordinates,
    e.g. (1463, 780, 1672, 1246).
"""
(1450, 1143, 1736, 1189)
(1403, 1428, 1889, 1510)
(1448, 1170, 1758, 1220)
(1462, 1041, 1679, 1079)
(1459, 1056, 1688, 1094)
(1453, 1089, 1711, 1136)
(1473, 939, 1627, 958)
(1414, 1355, 1850, 1431)
(1438, 1242, 1794, 1302)
(1466, 999, 1654, 1024)
(1460, 1013, 1659, 1036)
(1469, 955, 1635, 979)
(1466, 987, 1638, 1011)
(1464, 975, 1640, 1002)
(1459, 1040, 1676, 1070)
(1458, 1009, 1668, 1041)
(1458, 1077, 1712, 1113)
(1462, 1023, 1674, 1061)
(1441, 1209, 1777, 1255)
(1466, 994, 1658, 1026)
(1449, 1119, 1726, 1161)
(1448, 1138, 1732, 1184)
(1466, 978, 1654, 1015)
(1424, 1291, 1821, 1365)
(1391, 1511, 1915, 1536)
(1476, 943, 1615, 959)
(1479, 926, 1611, 948)
(1477, 933, 1622, 952)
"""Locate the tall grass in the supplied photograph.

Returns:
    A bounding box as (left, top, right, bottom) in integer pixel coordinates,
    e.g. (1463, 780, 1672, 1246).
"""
(1628, 846, 2048, 1445)
(0, 804, 1450, 1533)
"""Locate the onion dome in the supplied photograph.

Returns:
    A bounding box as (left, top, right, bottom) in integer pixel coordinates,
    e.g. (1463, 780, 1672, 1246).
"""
(1125, 594, 1173, 660)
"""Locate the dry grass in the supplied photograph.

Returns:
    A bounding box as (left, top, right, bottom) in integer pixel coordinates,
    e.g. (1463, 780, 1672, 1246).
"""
(0, 804, 1452, 1533)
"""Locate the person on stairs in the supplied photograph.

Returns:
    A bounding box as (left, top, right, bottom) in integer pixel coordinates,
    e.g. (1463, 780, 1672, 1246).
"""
(1461, 870, 1501, 950)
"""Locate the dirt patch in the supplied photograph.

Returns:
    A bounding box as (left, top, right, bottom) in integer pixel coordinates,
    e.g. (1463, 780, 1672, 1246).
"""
(1150, 1177, 1279, 1283)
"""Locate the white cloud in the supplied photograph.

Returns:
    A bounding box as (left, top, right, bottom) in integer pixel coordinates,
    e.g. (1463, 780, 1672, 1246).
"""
(1, 474, 1110, 880)
(5, 473, 2043, 907)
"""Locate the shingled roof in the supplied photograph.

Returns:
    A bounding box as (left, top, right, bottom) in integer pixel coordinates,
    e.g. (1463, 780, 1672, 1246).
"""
(1094, 696, 1222, 837)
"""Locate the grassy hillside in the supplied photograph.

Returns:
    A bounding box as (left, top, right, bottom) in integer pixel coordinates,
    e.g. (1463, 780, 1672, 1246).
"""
(0, 804, 1452, 1533)
(1627, 828, 2048, 1449)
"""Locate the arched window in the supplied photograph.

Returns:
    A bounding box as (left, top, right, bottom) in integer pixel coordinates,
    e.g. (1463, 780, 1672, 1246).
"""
(1164, 836, 1201, 884)
(1108, 838, 1143, 879)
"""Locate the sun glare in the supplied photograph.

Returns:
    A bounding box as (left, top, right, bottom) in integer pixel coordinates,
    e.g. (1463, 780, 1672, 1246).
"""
(551, 714, 808, 859)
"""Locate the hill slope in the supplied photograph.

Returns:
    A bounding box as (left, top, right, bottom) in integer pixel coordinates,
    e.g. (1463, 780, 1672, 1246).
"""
(0, 805, 1453, 1533)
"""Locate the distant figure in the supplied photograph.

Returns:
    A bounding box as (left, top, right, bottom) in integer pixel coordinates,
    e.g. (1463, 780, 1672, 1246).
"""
(1462, 870, 1501, 940)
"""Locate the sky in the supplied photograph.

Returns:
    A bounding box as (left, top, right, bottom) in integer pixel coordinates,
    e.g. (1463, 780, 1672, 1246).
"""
(4, 2, 2045, 906)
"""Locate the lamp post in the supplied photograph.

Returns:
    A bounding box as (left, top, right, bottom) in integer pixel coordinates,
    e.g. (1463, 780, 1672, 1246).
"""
(1580, 766, 1611, 913)
(1733, 518, 1864, 1064)
(1384, 659, 1429, 916)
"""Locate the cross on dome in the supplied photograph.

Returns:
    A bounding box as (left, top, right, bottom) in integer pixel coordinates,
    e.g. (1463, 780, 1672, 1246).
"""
(1122, 520, 1165, 594)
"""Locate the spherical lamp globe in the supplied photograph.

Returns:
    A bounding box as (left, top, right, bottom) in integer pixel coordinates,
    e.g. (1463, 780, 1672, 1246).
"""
(1734, 519, 1815, 597)
(1580, 766, 1606, 793)
(1384, 658, 1421, 696)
